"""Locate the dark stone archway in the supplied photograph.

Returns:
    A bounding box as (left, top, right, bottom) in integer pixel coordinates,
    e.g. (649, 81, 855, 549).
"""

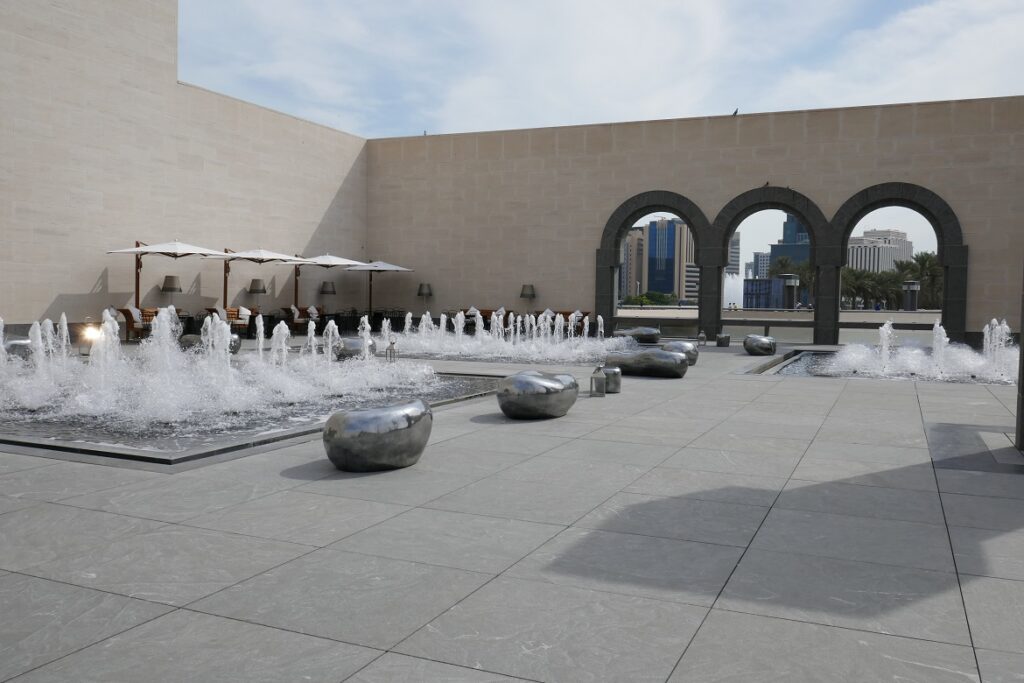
(708, 186, 834, 343)
(595, 190, 713, 326)
(831, 182, 967, 343)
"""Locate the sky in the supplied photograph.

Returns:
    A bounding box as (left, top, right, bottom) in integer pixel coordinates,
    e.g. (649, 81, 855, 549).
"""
(178, 1, 1022, 261)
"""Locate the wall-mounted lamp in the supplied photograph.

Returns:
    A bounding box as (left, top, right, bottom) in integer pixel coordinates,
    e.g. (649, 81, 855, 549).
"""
(320, 281, 337, 295)
(519, 284, 536, 300)
(417, 283, 433, 310)
(248, 278, 267, 311)
(161, 275, 182, 308)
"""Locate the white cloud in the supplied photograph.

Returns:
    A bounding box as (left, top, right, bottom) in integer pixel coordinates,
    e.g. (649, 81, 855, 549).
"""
(178, 0, 1024, 137)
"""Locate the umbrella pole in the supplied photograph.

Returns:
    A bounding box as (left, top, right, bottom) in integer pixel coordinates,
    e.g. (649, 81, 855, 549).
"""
(294, 264, 300, 309)
(368, 272, 373, 315)
(222, 249, 230, 306)
(134, 240, 143, 309)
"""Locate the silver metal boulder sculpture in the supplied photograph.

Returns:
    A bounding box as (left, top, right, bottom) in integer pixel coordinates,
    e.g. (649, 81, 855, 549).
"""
(613, 326, 661, 344)
(661, 340, 699, 366)
(605, 349, 688, 378)
(743, 334, 777, 356)
(323, 399, 432, 472)
(497, 370, 579, 419)
(334, 337, 377, 360)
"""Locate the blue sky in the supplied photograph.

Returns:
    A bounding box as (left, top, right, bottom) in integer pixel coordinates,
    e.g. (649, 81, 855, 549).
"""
(178, 1, 1022, 261)
(178, 0, 1023, 138)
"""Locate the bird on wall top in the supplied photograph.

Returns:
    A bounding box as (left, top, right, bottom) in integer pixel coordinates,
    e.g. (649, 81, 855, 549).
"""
(732, 108, 739, 116)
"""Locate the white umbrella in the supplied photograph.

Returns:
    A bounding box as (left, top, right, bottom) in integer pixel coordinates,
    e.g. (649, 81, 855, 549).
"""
(107, 240, 223, 308)
(345, 261, 413, 313)
(202, 249, 314, 306)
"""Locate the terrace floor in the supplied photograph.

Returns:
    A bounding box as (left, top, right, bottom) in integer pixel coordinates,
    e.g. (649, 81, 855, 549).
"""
(0, 348, 1021, 682)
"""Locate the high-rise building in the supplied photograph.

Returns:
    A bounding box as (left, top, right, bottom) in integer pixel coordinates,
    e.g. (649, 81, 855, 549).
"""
(745, 252, 771, 279)
(846, 229, 913, 272)
(770, 213, 811, 266)
(618, 217, 697, 299)
(726, 233, 741, 276)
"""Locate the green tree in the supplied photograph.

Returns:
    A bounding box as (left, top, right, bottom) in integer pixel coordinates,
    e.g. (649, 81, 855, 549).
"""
(894, 252, 943, 309)
(768, 256, 796, 278)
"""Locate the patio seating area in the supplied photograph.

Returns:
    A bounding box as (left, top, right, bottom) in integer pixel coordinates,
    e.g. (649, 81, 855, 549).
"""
(0, 348, 1020, 681)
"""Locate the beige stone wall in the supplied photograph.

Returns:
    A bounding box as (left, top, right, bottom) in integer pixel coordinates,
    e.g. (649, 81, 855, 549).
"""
(367, 98, 1024, 331)
(0, 0, 368, 324)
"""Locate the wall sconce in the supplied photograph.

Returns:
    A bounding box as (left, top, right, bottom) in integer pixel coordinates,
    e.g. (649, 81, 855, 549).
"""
(320, 281, 336, 295)
(520, 284, 536, 300)
(249, 278, 267, 311)
(417, 283, 433, 310)
(161, 275, 182, 308)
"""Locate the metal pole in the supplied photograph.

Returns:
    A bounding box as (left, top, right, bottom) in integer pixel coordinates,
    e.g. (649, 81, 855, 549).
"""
(1016, 266, 1023, 451)
(294, 264, 300, 308)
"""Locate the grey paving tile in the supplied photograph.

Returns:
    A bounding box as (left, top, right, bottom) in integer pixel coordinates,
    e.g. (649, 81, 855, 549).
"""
(496, 456, 648, 488)
(414, 446, 532, 478)
(486, 417, 608, 439)
(441, 431, 570, 455)
(752, 508, 954, 572)
(186, 449, 338, 488)
(791, 458, 937, 491)
(59, 473, 284, 523)
(0, 452, 54, 476)
(331, 508, 561, 573)
(960, 575, 1024, 653)
(396, 577, 706, 683)
(425, 476, 619, 525)
(950, 525, 1024, 581)
(298, 468, 479, 507)
(184, 491, 408, 547)
(942, 493, 1024, 531)
(0, 493, 39, 515)
(574, 492, 767, 547)
(0, 573, 172, 681)
(624, 467, 787, 506)
(0, 462, 162, 502)
(0, 503, 164, 572)
(976, 649, 1024, 683)
(347, 654, 526, 682)
(803, 440, 932, 465)
(191, 549, 490, 649)
(660, 446, 801, 478)
(669, 609, 979, 683)
(26, 525, 309, 606)
(718, 550, 971, 645)
(506, 527, 742, 606)
(776, 479, 944, 524)
(936, 469, 1024, 499)
(539, 438, 678, 467)
(815, 420, 927, 448)
(13, 609, 377, 683)
(580, 424, 702, 447)
(686, 430, 811, 454)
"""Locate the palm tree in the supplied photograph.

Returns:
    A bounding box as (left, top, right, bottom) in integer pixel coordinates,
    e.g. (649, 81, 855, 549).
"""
(841, 267, 870, 309)
(794, 260, 816, 306)
(912, 252, 943, 309)
(767, 256, 796, 278)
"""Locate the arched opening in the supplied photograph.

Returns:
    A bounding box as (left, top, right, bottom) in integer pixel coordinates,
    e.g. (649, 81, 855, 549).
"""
(831, 183, 967, 344)
(723, 208, 816, 343)
(595, 191, 711, 334)
(839, 206, 942, 345)
(709, 187, 832, 344)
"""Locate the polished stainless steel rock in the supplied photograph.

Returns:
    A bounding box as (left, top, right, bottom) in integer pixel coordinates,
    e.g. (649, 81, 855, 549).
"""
(323, 399, 432, 472)
(496, 370, 579, 419)
(602, 366, 622, 393)
(334, 337, 377, 360)
(743, 334, 777, 356)
(613, 326, 661, 344)
(178, 333, 241, 355)
(605, 349, 688, 378)
(2, 337, 33, 360)
(661, 341, 699, 366)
